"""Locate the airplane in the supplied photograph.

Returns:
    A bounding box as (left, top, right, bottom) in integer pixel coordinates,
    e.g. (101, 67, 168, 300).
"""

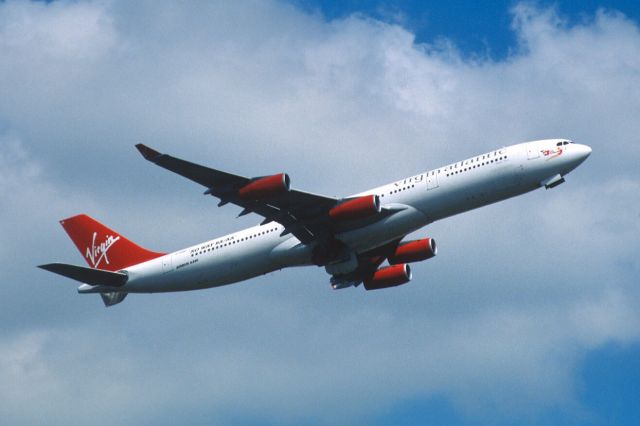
(39, 139, 591, 306)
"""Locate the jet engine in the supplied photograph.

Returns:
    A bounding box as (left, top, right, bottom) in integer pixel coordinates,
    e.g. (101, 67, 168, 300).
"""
(363, 264, 411, 290)
(388, 238, 437, 264)
(238, 173, 290, 199)
(329, 194, 381, 221)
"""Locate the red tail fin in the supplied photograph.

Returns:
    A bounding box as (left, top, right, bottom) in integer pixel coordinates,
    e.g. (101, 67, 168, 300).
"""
(60, 214, 165, 271)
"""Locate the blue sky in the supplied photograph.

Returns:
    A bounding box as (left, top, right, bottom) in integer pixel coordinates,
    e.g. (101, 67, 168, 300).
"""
(1, 1, 639, 425)
(295, 0, 640, 58)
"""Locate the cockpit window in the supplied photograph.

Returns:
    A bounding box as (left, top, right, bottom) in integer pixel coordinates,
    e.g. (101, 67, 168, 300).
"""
(557, 142, 562, 146)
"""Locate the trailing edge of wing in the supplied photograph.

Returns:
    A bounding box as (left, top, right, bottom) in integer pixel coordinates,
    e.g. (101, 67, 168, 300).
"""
(134, 143, 340, 243)
(38, 263, 128, 287)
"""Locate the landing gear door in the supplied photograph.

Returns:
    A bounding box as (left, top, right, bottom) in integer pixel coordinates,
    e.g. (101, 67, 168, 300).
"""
(426, 171, 439, 190)
(526, 143, 539, 160)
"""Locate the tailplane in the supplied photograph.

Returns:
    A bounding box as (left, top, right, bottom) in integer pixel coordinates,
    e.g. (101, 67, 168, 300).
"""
(38, 263, 128, 286)
(37, 263, 129, 307)
(60, 214, 165, 271)
(40, 214, 165, 307)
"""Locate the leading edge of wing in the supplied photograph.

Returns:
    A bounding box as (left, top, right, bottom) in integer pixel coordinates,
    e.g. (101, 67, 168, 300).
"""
(135, 144, 337, 203)
(134, 144, 339, 242)
(135, 143, 250, 190)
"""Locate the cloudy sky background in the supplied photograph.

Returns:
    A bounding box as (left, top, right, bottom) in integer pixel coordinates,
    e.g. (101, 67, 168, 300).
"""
(1, 0, 639, 424)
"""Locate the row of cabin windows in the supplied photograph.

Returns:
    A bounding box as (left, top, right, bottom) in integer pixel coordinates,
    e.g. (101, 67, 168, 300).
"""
(382, 184, 415, 197)
(446, 155, 507, 177)
(191, 226, 279, 257)
(381, 151, 508, 195)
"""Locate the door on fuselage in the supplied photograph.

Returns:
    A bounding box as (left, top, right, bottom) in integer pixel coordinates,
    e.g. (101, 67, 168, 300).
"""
(163, 250, 190, 274)
(526, 143, 540, 160)
(162, 255, 172, 273)
(426, 170, 439, 190)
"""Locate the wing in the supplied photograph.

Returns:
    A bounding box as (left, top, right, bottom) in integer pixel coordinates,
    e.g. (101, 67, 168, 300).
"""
(328, 238, 402, 289)
(136, 144, 339, 243)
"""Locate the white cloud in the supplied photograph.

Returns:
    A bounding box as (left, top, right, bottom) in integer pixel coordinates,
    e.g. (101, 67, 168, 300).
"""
(0, 0, 115, 58)
(0, 1, 639, 424)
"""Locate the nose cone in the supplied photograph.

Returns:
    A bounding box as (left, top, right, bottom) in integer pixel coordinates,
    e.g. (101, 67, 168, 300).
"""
(577, 144, 592, 160)
(563, 143, 591, 173)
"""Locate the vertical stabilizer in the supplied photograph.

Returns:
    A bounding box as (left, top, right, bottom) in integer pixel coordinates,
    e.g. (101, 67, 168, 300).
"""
(60, 214, 165, 271)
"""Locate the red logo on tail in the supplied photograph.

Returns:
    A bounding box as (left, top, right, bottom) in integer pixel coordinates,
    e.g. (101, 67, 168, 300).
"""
(85, 232, 121, 268)
(60, 214, 165, 271)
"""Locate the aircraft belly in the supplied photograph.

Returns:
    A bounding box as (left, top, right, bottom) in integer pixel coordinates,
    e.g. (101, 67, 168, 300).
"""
(338, 205, 428, 252)
(269, 237, 313, 268)
(124, 241, 280, 293)
(420, 159, 533, 222)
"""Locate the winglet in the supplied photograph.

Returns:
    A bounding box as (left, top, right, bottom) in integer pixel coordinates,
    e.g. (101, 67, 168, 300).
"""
(135, 144, 162, 161)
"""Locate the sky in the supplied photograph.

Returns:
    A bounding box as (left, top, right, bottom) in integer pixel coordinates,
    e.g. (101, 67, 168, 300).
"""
(1, 0, 639, 424)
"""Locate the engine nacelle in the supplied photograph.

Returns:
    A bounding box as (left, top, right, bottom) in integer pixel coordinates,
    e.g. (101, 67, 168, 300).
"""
(388, 238, 437, 264)
(329, 194, 381, 221)
(238, 173, 290, 199)
(363, 264, 412, 290)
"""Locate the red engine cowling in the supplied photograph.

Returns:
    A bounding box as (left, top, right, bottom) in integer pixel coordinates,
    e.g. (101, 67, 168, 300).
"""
(329, 194, 381, 221)
(238, 173, 290, 199)
(388, 238, 437, 264)
(363, 264, 412, 290)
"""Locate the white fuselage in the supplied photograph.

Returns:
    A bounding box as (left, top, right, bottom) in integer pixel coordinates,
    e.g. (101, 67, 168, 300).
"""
(79, 139, 591, 294)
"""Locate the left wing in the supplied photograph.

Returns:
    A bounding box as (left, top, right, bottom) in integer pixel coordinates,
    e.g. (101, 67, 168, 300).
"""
(136, 144, 340, 243)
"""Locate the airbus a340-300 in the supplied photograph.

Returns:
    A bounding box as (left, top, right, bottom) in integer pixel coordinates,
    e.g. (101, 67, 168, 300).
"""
(39, 139, 591, 306)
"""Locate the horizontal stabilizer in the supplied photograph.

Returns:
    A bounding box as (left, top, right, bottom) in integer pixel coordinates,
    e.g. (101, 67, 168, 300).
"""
(38, 263, 128, 287)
